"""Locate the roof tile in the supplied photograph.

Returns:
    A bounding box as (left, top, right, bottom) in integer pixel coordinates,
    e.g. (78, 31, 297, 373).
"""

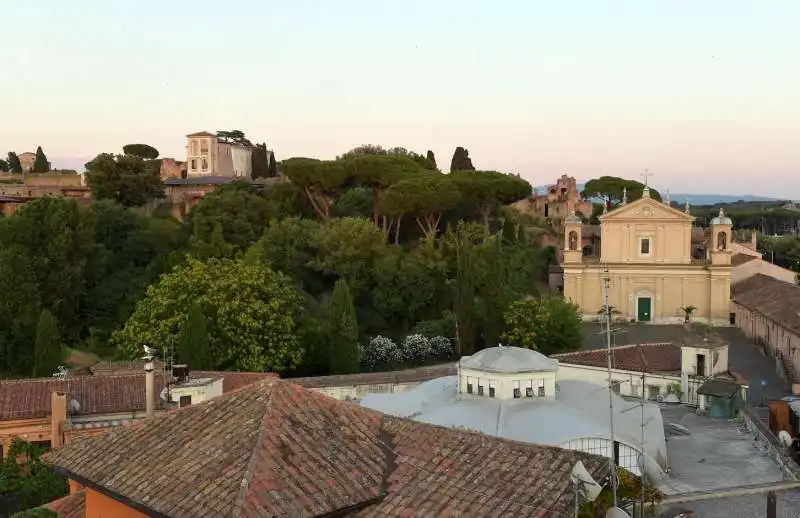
(43, 490, 85, 518)
(45, 379, 608, 517)
(733, 273, 800, 334)
(553, 342, 682, 373)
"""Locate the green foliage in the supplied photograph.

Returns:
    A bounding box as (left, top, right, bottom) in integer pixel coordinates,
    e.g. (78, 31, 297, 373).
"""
(113, 258, 304, 372)
(267, 151, 278, 177)
(502, 296, 583, 354)
(579, 467, 663, 517)
(327, 279, 360, 374)
(32, 310, 61, 378)
(84, 153, 165, 207)
(0, 157, 9, 172)
(449, 146, 475, 172)
(450, 171, 532, 233)
(332, 187, 373, 219)
(0, 439, 68, 514)
(122, 143, 160, 160)
(251, 143, 270, 179)
(582, 176, 662, 207)
(426, 150, 437, 169)
(7, 152, 23, 173)
(758, 234, 800, 272)
(178, 303, 212, 368)
(442, 222, 485, 354)
(381, 174, 461, 242)
(32, 146, 49, 173)
(282, 158, 347, 220)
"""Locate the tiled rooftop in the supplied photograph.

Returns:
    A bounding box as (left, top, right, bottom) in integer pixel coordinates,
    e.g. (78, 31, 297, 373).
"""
(731, 253, 758, 266)
(0, 370, 272, 421)
(45, 379, 608, 517)
(733, 273, 800, 335)
(553, 342, 682, 373)
(43, 490, 85, 518)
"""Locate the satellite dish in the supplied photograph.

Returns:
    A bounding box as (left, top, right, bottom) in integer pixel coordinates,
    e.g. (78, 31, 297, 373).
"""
(606, 507, 631, 518)
(779, 430, 794, 448)
(570, 461, 603, 502)
(638, 453, 667, 485)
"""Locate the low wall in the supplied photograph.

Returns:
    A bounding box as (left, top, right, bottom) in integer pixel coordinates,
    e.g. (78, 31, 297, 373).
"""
(741, 405, 800, 480)
(288, 363, 457, 400)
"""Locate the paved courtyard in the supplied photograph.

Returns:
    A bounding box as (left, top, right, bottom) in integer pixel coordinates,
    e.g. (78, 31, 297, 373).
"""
(658, 405, 787, 496)
(661, 490, 800, 517)
(582, 323, 792, 405)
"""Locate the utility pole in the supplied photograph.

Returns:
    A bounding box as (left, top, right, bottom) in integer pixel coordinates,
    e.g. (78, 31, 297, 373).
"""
(603, 270, 618, 508)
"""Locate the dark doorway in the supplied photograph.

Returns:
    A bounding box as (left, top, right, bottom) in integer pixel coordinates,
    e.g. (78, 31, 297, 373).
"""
(697, 354, 706, 377)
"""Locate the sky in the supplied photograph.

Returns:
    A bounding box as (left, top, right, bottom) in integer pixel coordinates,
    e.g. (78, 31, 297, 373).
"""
(2, 1, 799, 197)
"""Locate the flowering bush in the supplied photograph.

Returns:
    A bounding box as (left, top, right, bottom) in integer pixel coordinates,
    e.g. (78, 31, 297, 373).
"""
(360, 335, 401, 368)
(401, 334, 433, 363)
(429, 336, 454, 357)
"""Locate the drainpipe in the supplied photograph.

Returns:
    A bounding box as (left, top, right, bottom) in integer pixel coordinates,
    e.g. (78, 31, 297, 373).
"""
(145, 359, 155, 418)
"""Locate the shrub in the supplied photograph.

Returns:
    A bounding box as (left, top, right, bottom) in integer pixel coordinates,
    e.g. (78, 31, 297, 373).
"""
(360, 335, 401, 368)
(429, 336, 454, 357)
(400, 334, 433, 363)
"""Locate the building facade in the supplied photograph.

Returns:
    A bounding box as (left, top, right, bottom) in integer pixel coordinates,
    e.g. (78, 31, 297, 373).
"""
(185, 131, 253, 178)
(513, 174, 593, 231)
(562, 187, 733, 324)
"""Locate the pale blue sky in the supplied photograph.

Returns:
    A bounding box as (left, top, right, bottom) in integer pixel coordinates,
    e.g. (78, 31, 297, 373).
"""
(3, 1, 799, 197)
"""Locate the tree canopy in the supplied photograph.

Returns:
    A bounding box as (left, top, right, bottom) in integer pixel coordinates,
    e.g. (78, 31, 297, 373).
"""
(84, 153, 165, 207)
(251, 143, 270, 179)
(380, 174, 461, 242)
(32, 146, 49, 173)
(113, 258, 305, 372)
(7, 152, 22, 173)
(122, 143, 160, 160)
(582, 175, 662, 208)
(449, 146, 475, 172)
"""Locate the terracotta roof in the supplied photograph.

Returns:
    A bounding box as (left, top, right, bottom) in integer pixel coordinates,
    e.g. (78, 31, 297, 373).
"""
(90, 359, 165, 375)
(0, 371, 272, 421)
(733, 274, 800, 335)
(289, 363, 456, 389)
(553, 343, 682, 373)
(0, 373, 168, 421)
(45, 379, 607, 518)
(732, 253, 759, 266)
(43, 491, 85, 518)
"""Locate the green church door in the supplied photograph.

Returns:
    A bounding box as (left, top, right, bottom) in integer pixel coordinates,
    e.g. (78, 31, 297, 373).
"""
(637, 297, 652, 322)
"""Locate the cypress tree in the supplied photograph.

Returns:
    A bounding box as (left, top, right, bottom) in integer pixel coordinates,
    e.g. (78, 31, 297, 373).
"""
(426, 150, 437, 169)
(178, 303, 212, 369)
(327, 278, 360, 374)
(449, 146, 475, 172)
(267, 151, 278, 177)
(33, 309, 62, 378)
(7, 151, 23, 173)
(250, 143, 270, 179)
(32, 146, 50, 173)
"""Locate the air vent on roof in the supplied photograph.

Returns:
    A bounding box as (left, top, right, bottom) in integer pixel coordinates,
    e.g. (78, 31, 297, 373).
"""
(172, 364, 190, 383)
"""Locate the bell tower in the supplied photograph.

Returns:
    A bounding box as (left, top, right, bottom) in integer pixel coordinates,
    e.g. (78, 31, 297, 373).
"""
(564, 212, 583, 264)
(710, 208, 732, 266)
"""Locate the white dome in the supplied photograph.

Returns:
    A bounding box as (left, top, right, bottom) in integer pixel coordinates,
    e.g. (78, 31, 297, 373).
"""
(459, 346, 558, 374)
(711, 207, 732, 225)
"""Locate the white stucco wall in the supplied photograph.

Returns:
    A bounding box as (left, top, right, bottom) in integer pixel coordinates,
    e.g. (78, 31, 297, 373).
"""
(458, 367, 557, 400)
(231, 145, 253, 178)
(167, 377, 223, 406)
(556, 363, 680, 401)
(681, 344, 728, 377)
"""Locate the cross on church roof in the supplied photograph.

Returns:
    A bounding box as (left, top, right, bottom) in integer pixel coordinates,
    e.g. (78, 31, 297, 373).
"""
(641, 169, 653, 187)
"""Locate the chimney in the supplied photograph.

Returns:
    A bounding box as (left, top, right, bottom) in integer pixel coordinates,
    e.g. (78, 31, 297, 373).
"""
(144, 360, 155, 418)
(50, 391, 67, 448)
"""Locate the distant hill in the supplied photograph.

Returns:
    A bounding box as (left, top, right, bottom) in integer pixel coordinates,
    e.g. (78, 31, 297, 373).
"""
(535, 184, 781, 206)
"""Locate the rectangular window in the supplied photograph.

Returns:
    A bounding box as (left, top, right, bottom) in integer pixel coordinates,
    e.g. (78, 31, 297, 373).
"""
(538, 386, 545, 397)
(489, 387, 495, 398)
(611, 381, 621, 394)
(478, 385, 484, 396)
(179, 395, 192, 407)
(640, 237, 651, 255)
(467, 383, 473, 394)
(648, 385, 660, 400)
(513, 388, 521, 399)
(526, 387, 534, 398)
(191, 141, 198, 156)
(200, 140, 209, 155)
(190, 159, 197, 171)
(201, 158, 208, 171)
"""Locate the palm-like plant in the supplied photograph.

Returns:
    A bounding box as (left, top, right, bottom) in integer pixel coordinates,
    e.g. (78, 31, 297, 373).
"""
(680, 305, 697, 325)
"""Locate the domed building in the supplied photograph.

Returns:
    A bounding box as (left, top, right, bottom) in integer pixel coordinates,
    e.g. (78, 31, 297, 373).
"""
(361, 345, 668, 476)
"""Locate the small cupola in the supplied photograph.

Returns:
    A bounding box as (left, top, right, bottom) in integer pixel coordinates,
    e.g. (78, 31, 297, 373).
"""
(458, 346, 558, 400)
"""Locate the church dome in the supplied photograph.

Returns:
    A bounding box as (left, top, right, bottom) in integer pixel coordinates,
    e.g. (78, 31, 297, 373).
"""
(711, 208, 732, 225)
(459, 346, 558, 374)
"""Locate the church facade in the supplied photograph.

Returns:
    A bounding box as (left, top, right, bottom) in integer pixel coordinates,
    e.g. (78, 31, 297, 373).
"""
(562, 187, 733, 325)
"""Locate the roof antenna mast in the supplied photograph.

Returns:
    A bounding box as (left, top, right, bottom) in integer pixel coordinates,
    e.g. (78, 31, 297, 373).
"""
(603, 266, 619, 508)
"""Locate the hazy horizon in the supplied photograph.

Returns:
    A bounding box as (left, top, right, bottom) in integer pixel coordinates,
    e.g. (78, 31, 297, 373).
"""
(3, 1, 799, 198)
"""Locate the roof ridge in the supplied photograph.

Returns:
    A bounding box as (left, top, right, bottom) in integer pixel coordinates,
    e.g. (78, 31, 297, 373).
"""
(231, 379, 277, 515)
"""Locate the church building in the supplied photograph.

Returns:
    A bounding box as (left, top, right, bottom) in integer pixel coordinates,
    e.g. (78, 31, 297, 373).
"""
(562, 186, 733, 325)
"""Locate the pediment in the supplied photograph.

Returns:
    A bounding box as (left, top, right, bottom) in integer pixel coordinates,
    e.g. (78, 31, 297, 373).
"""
(600, 197, 695, 222)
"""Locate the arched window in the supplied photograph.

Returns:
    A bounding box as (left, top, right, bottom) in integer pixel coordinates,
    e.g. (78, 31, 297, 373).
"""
(568, 231, 578, 251)
(717, 231, 727, 250)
